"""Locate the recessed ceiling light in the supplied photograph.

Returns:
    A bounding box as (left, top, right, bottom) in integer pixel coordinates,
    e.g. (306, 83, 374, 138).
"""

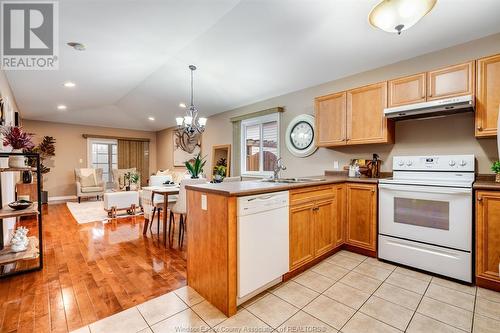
(64, 81, 76, 88)
(148, 116, 155, 121)
(57, 105, 67, 110)
(179, 103, 186, 108)
(67, 42, 86, 51)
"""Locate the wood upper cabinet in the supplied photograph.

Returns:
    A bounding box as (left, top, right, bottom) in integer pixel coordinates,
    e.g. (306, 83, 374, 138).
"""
(476, 54, 500, 137)
(346, 183, 377, 252)
(427, 61, 475, 101)
(315, 92, 346, 146)
(314, 197, 337, 257)
(388, 73, 426, 107)
(346, 82, 393, 145)
(476, 191, 500, 286)
(289, 202, 315, 270)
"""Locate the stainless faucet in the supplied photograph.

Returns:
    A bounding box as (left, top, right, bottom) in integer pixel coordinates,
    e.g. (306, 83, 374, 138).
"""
(273, 157, 287, 180)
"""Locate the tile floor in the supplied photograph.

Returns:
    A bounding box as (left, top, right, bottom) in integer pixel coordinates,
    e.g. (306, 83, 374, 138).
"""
(71, 250, 500, 333)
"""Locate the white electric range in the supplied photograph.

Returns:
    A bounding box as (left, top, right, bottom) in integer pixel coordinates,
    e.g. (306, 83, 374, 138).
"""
(378, 155, 475, 282)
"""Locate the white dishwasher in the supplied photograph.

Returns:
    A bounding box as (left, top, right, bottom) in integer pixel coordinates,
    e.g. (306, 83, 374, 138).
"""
(237, 191, 289, 304)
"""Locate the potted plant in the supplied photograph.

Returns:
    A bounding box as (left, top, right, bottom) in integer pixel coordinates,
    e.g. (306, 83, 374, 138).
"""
(491, 161, 500, 183)
(129, 171, 140, 190)
(213, 165, 227, 183)
(1, 126, 34, 168)
(185, 154, 206, 179)
(25, 136, 56, 203)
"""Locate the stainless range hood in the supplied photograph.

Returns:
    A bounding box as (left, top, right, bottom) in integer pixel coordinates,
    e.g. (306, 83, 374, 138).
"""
(384, 95, 474, 120)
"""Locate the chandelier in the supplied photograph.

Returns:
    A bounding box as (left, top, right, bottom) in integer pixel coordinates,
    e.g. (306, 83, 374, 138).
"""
(176, 65, 207, 135)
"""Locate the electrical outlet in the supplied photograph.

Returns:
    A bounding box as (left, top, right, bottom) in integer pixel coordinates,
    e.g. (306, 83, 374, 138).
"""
(79, 158, 83, 164)
(201, 194, 207, 210)
(333, 161, 339, 169)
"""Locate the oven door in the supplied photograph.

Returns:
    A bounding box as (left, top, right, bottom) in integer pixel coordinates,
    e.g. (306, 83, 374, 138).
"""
(378, 183, 472, 251)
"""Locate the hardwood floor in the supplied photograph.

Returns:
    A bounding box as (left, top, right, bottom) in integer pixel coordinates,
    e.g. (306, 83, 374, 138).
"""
(0, 203, 187, 333)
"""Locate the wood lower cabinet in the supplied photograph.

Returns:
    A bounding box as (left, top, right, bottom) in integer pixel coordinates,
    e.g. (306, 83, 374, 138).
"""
(289, 185, 339, 271)
(335, 184, 346, 247)
(427, 61, 474, 101)
(346, 82, 394, 145)
(476, 54, 500, 137)
(346, 183, 377, 252)
(315, 92, 346, 147)
(476, 191, 500, 290)
(314, 197, 337, 257)
(289, 202, 316, 270)
(388, 73, 426, 108)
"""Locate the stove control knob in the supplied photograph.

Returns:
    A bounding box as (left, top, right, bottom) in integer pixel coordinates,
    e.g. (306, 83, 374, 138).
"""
(406, 160, 413, 166)
(459, 160, 467, 167)
(397, 160, 404, 166)
(449, 160, 456, 167)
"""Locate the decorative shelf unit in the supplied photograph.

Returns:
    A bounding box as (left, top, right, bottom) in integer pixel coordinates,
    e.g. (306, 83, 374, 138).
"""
(0, 152, 42, 277)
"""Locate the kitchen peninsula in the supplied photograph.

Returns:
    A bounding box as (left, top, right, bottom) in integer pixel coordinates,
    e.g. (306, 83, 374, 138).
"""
(186, 174, 379, 316)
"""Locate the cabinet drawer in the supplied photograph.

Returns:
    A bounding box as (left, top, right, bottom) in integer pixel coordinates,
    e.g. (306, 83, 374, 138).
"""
(290, 185, 335, 205)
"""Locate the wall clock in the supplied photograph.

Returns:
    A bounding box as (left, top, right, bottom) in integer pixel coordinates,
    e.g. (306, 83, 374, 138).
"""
(285, 114, 317, 157)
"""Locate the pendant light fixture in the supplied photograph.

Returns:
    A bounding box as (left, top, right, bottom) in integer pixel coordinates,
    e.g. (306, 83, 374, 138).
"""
(369, 0, 437, 35)
(176, 65, 207, 135)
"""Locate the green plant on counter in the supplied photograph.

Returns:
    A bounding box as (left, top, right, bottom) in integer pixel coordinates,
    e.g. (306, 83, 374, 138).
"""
(491, 161, 500, 174)
(185, 154, 206, 179)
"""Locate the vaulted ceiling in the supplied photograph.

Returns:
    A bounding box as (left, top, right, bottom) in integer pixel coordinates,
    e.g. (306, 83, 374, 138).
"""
(6, 0, 500, 131)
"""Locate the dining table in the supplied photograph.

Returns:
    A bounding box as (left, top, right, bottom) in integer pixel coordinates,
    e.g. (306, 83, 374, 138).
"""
(142, 186, 180, 246)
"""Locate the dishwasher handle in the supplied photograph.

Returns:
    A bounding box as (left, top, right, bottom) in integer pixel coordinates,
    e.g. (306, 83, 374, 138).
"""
(246, 194, 275, 202)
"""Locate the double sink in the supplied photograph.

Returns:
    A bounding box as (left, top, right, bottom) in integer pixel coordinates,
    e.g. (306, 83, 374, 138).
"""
(261, 177, 326, 184)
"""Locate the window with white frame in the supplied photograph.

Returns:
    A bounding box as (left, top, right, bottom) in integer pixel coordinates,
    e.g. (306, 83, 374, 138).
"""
(240, 113, 280, 176)
(87, 138, 118, 188)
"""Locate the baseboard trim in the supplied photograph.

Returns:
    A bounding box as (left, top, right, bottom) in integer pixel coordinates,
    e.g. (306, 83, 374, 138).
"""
(48, 195, 77, 202)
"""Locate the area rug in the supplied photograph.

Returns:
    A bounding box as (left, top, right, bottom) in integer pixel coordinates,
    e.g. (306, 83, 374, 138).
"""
(66, 201, 142, 224)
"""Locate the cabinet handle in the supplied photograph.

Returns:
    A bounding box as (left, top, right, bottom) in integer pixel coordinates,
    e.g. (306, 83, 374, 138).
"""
(477, 197, 483, 202)
(477, 126, 483, 131)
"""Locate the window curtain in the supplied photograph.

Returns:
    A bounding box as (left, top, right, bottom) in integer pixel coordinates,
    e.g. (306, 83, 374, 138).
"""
(117, 139, 150, 186)
(230, 107, 284, 176)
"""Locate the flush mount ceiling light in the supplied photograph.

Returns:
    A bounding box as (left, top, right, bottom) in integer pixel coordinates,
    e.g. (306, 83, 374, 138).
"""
(57, 105, 67, 110)
(179, 102, 186, 108)
(64, 81, 76, 88)
(369, 0, 437, 35)
(67, 42, 86, 51)
(148, 116, 155, 121)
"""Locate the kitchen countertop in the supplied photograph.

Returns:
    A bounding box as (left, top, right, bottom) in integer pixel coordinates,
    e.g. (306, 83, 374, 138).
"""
(185, 174, 381, 197)
(473, 175, 500, 190)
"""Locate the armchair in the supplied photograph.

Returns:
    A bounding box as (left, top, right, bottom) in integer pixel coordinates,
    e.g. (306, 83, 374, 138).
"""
(75, 168, 105, 203)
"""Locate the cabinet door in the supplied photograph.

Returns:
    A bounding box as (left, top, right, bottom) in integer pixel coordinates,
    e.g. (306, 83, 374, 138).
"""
(315, 92, 347, 147)
(476, 54, 500, 137)
(476, 191, 500, 282)
(388, 73, 426, 107)
(427, 61, 474, 101)
(335, 184, 346, 247)
(289, 203, 315, 270)
(346, 82, 393, 145)
(314, 197, 337, 257)
(346, 183, 377, 251)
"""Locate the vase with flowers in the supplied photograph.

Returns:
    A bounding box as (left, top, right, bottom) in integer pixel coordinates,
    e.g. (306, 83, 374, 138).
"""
(1, 126, 34, 168)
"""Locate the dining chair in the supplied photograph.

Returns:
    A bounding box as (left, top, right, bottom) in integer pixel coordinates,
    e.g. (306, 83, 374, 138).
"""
(148, 175, 174, 234)
(169, 178, 207, 247)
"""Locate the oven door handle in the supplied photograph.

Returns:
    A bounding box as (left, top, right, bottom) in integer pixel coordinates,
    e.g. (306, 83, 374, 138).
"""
(378, 183, 472, 195)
